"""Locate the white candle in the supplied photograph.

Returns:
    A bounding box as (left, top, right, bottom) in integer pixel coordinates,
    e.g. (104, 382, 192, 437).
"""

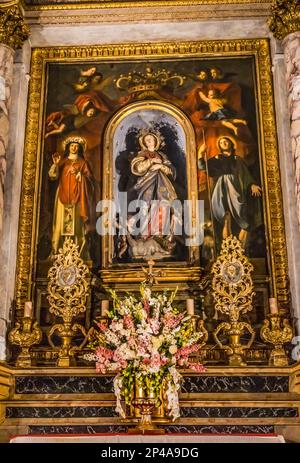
(186, 298, 194, 316)
(269, 298, 278, 314)
(24, 301, 33, 318)
(101, 300, 110, 317)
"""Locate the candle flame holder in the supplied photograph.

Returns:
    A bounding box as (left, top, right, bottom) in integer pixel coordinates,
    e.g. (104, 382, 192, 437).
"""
(260, 314, 293, 366)
(8, 317, 42, 367)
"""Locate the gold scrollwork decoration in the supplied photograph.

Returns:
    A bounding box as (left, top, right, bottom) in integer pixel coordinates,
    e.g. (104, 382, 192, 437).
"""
(260, 314, 294, 366)
(47, 238, 90, 367)
(20, 0, 273, 13)
(211, 235, 255, 366)
(0, 2, 30, 50)
(211, 235, 255, 321)
(268, 0, 300, 41)
(214, 320, 256, 367)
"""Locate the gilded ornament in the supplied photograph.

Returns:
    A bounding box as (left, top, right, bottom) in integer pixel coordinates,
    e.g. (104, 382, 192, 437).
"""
(260, 314, 293, 366)
(268, 0, 300, 41)
(47, 238, 90, 367)
(211, 235, 255, 366)
(0, 2, 30, 50)
(115, 66, 185, 98)
(20, 0, 272, 12)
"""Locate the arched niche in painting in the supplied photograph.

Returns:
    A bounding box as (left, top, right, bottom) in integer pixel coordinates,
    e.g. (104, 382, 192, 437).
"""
(101, 100, 200, 284)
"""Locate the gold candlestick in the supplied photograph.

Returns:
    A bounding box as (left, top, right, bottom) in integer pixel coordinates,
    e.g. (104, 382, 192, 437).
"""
(211, 236, 256, 366)
(191, 316, 208, 346)
(128, 397, 165, 435)
(8, 317, 42, 368)
(260, 314, 293, 366)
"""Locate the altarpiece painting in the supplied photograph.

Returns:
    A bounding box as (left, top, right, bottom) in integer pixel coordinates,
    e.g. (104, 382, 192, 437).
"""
(15, 40, 289, 346)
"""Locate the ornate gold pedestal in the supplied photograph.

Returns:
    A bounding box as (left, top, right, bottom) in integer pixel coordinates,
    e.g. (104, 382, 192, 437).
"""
(214, 320, 255, 367)
(260, 314, 293, 367)
(128, 397, 165, 435)
(211, 236, 255, 366)
(47, 238, 90, 367)
(48, 322, 87, 368)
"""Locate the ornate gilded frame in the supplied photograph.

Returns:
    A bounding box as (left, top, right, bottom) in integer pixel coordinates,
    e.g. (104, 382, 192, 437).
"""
(21, 0, 271, 11)
(15, 39, 289, 312)
(101, 100, 199, 284)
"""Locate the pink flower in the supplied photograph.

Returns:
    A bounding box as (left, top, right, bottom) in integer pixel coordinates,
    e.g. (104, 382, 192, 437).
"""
(143, 300, 150, 315)
(97, 322, 107, 332)
(163, 313, 184, 329)
(175, 343, 201, 360)
(128, 337, 136, 348)
(96, 346, 114, 361)
(96, 362, 106, 374)
(124, 315, 134, 329)
(149, 352, 163, 368)
(188, 362, 206, 373)
(150, 319, 160, 334)
(177, 358, 188, 367)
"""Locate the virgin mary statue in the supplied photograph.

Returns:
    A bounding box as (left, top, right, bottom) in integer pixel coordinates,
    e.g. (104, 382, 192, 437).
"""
(119, 130, 179, 260)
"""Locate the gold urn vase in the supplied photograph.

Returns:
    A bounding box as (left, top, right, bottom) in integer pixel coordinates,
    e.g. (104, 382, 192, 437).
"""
(127, 376, 167, 434)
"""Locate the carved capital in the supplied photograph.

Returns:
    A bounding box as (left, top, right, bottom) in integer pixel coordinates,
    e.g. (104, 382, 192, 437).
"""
(268, 0, 300, 41)
(0, 2, 30, 50)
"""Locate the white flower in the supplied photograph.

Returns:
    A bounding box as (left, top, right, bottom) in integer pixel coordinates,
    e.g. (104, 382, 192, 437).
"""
(169, 345, 178, 355)
(152, 336, 163, 350)
(113, 375, 125, 418)
(148, 364, 161, 374)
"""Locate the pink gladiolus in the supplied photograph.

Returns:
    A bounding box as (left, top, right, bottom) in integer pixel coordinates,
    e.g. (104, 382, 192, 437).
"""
(164, 313, 184, 329)
(96, 362, 106, 374)
(150, 319, 160, 334)
(97, 322, 107, 332)
(177, 358, 188, 367)
(189, 363, 206, 373)
(176, 343, 201, 359)
(124, 315, 134, 329)
(143, 300, 150, 315)
(96, 346, 114, 361)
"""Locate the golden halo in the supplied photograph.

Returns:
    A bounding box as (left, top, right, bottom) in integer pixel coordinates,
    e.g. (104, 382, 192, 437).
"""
(62, 136, 87, 153)
(138, 132, 161, 151)
(217, 135, 236, 151)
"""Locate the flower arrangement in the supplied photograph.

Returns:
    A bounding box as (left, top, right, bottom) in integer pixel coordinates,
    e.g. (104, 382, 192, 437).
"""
(86, 285, 205, 421)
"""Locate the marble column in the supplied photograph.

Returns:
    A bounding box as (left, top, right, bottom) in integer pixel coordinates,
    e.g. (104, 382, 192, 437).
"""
(0, 2, 29, 234)
(269, 1, 300, 228)
(0, 1, 29, 359)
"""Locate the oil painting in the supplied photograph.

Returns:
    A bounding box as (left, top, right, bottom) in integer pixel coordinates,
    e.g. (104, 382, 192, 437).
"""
(15, 41, 288, 326)
(39, 56, 264, 272)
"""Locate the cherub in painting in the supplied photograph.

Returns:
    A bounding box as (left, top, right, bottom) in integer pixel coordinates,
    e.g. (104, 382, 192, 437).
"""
(199, 88, 247, 136)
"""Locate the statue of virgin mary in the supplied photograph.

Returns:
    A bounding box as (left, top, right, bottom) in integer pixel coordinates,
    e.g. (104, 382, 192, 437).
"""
(118, 130, 180, 260)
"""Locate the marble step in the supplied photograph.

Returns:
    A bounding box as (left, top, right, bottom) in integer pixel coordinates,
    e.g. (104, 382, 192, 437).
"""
(13, 374, 289, 395)
(5, 404, 299, 420)
(25, 424, 277, 435)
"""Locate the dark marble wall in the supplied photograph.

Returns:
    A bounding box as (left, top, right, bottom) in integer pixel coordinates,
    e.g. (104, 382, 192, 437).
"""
(6, 405, 298, 419)
(6, 406, 117, 419)
(15, 375, 289, 394)
(15, 376, 114, 394)
(181, 376, 289, 393)
(180, 407, 298, 418)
